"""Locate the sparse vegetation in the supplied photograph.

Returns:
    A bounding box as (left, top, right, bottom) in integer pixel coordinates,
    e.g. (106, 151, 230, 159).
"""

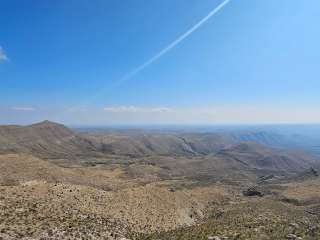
(0, 122, 319, 239)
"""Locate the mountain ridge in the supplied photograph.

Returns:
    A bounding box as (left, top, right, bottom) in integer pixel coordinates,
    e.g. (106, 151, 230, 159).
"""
(0, 121, 317, 176)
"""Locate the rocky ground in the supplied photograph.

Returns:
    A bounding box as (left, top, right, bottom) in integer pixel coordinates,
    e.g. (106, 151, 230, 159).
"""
(1, 175, 320, 239)
(0, 122, 320, 239)
(0, 177, 231, 239)
(135, 199, 320, 240)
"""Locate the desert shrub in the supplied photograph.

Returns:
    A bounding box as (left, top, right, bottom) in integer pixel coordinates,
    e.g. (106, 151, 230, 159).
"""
(0, 177, 19, 186)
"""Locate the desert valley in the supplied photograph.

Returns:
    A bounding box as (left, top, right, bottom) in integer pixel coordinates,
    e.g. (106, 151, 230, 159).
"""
(0, 121, 319, 240)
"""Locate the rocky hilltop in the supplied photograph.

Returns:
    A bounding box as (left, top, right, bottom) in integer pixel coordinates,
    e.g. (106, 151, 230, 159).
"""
(0, 121, 97, 159)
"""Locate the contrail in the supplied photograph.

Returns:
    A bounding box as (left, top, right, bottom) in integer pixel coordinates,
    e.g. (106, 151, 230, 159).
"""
(117, 0, 231, 85)
(67, 0, 231, 112)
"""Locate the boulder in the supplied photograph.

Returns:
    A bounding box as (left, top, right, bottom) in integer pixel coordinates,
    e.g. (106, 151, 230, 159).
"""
(287, 234, 302, 240)
(208, 236, 221, 240)
(242, 186, 264, 197)
(310, 167, 319, 177)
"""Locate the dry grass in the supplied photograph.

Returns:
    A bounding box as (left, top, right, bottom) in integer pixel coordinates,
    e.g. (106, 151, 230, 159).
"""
(134, 199, 320, 240)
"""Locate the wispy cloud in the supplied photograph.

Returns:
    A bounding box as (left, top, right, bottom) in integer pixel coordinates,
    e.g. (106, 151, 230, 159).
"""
(12, 107, 36, 112)
(0, 46, 8, 61)
(104, 106, 173, 113)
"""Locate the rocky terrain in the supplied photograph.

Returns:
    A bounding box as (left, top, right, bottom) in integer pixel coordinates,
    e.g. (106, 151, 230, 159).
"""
(0, 121, 319, 239)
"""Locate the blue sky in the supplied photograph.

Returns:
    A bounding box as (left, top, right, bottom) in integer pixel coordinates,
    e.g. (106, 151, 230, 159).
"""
(0, 0, 320, 125)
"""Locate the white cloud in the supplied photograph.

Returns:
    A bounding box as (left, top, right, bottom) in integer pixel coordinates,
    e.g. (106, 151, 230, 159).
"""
(100, 105, 320, 125)
(66, 107, 88, 113)
(12, 107, 36, 112)
(0, 46, 8, 61)
(149, 107, 173, 113)
(103, 106, 173, 113)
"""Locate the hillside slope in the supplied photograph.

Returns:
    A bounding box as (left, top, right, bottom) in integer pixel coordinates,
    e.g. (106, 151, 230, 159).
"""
(0, 121, 97, 159)
(0, 121, 316, 180)
(215, 142, 314, 173)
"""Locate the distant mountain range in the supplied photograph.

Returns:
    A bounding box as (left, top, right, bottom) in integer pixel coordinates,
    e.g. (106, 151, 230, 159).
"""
(76, 124, 320, 157)
(0, 121, 318, 183)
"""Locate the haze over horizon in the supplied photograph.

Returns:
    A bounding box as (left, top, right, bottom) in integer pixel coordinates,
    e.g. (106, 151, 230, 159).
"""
(1, 0, 320, 125)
